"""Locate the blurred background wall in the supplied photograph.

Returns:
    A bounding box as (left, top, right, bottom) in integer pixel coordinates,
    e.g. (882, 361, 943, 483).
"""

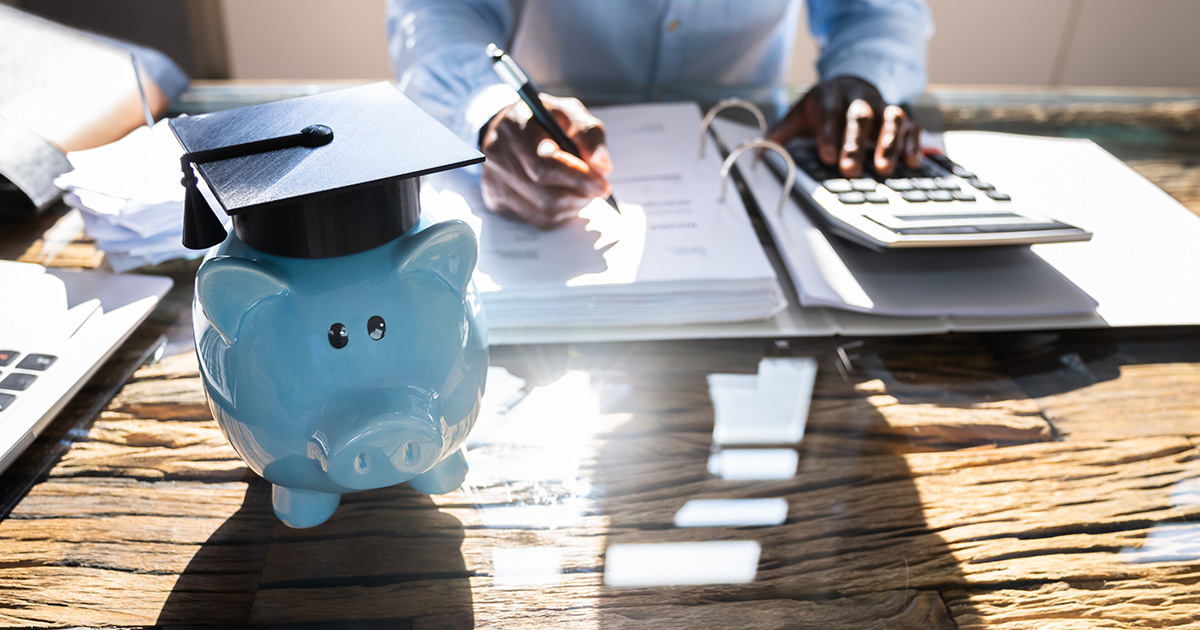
(8, 0, 1200, 89)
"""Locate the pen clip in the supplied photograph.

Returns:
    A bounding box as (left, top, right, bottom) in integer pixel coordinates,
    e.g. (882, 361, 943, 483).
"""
(700, 98, 768, 159)
(130, 52, 155, 129)
(720, 138, 795, 218)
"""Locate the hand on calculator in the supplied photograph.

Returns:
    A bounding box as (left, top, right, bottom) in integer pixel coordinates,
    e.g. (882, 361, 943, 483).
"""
(766, 76, 921, 178)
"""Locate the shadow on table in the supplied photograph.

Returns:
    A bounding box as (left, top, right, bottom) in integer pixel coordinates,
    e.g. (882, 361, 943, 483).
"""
(851, 328, 1199, 402)
(156, 477, 475, 629)
(496, 339, 974, 628)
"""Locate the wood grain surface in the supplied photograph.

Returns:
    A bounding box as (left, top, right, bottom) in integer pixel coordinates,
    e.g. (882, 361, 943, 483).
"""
(1, 326, 1198, 628)
(1, 90, 1199, 628)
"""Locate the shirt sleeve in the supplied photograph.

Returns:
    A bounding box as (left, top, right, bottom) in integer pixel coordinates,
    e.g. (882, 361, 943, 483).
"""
(387, 0, 521, 145)
(805, 0, 933, 105)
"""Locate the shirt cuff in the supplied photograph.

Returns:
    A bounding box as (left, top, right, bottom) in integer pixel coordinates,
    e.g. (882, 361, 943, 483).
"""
(820, 52, 925, 105)
(464, 83, 521, 148)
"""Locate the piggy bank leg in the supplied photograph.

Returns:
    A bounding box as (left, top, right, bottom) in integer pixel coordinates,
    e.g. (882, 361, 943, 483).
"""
(408, 448, 468, 495)
(272, 485, 341, 528)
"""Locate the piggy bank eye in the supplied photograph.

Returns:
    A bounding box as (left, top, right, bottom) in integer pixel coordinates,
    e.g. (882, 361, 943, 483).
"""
(368, 315, 386, 341)
(328, 323, 348, 349)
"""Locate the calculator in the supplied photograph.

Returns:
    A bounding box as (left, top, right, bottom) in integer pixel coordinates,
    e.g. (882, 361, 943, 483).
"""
(764, 139, 1092, 250)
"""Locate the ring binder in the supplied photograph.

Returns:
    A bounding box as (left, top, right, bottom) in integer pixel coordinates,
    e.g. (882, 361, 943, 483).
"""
(699, 98, 767, 159)
(721, 138, 795, 218)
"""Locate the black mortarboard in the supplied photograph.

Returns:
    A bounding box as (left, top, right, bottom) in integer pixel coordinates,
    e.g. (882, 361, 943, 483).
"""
(168, 82, 483, 258)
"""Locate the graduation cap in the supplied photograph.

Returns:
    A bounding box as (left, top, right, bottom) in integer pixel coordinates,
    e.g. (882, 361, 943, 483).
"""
(169, 82, 484, 258)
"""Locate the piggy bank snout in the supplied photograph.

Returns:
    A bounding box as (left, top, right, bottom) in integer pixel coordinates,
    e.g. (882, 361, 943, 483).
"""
(323, 414, 444, 490)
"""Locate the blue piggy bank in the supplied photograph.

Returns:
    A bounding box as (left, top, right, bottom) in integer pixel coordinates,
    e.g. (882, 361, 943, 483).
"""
(193, 218, 487, 528)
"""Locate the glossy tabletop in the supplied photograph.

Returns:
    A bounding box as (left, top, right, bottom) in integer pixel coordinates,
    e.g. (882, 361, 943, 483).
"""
(1, 85, 1199, 629)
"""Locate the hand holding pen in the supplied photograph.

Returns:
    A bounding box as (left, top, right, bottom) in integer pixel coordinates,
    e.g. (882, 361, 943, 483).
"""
(480, 44, 618, 229)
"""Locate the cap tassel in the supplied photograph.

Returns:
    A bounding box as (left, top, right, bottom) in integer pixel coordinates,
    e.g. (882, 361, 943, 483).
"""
(178, 124, 335, 250)
(181, 164, 229, 250)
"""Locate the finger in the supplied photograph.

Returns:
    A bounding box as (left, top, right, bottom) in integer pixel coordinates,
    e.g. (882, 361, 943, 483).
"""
(482, 171, 575, 229)
(873, 105, 908, 177)
(765, 94, 817, 146)
(501, 179, 595, 230)
(905, 123, 923, 169)
(811, 88, 845, 166)
(485, 150, 600, 222)
(839, 98, 875, 178)
(550, 97, 613, 174)
(535, 138, 611, 195)
(504, 132, 609, 199)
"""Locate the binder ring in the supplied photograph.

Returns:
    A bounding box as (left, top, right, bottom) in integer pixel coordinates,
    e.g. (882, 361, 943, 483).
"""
(700, 98, 768, 159)
(720, 138, 796, 218)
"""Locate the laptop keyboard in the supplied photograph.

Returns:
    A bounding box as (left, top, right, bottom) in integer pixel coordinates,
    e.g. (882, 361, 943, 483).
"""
(0, 350, 58, 415)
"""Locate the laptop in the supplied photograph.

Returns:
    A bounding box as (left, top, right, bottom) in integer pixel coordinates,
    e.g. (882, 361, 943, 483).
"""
(0, 260, 172, 474)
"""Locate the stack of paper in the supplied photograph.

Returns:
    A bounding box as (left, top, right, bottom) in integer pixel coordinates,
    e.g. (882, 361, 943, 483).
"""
(423, 102, 787, 332)
(54, 120, 209, 272)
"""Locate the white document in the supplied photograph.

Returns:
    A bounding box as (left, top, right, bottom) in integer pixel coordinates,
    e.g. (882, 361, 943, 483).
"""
(423, 102, 785, 332)
(943, 131, 1200, 328)
(54, 119, 210, 272)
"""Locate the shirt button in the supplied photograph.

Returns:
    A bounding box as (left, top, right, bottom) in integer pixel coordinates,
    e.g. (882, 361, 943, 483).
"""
(667, 19, 680, 32)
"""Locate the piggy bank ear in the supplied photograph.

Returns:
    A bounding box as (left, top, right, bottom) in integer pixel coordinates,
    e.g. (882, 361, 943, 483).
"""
(397, 220, 478, 296)
(196, 257, 288, 345)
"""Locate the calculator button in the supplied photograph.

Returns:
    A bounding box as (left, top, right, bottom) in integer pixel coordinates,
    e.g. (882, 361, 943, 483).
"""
(953, 191, 977, 202)
(0, 393, 14, 412)
(864, 192, 889, 204)
(850, 178, 877, 192)
(823, 179, 854, 193)
(912, 178, 939, 191)
(935, 178, 960, 190)
(986, 190, 1012, 201)
(968, 178, 995, 191)
(928, 190, 955, 202)
(901, 190, 929, 202)
(0, 351, 17, 367)
(0, 373, 37, 391)
(16, 354, 56, 371)
(885, 179, 915, 192)
(838, 192, 867, 204)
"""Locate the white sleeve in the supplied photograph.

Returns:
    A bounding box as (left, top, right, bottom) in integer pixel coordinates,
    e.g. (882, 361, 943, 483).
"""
(387, 0, 522, 144)
(805, 0, 933, 104)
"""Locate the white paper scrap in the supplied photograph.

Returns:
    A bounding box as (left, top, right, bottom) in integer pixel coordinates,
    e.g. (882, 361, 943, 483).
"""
(492, 547, 564, 588)
(710, 357, 816, 445)
(673, 498, 788, 528)
(604, 541, 761, 587)
(707, 448, 799, 480)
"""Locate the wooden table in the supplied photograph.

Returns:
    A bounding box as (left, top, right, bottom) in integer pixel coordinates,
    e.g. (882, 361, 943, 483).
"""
(2, 87, 1200, 629)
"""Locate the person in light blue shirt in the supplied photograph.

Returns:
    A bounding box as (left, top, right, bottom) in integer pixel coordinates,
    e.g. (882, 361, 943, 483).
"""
(389, 0, 932, 229)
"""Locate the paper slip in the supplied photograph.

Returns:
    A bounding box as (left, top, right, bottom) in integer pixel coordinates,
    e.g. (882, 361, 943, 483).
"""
(604, 541, 761, 587)
(55, 120, 211, 272)
(709, 357, 817, 446)
(673, 498, 789, 528)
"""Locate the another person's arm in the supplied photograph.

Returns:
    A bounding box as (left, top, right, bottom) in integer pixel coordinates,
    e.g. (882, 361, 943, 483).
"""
(767, 0, 932, 177)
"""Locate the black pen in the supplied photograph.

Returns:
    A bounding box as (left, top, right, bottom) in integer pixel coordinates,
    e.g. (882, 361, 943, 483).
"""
(487, 43, 620, 214)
